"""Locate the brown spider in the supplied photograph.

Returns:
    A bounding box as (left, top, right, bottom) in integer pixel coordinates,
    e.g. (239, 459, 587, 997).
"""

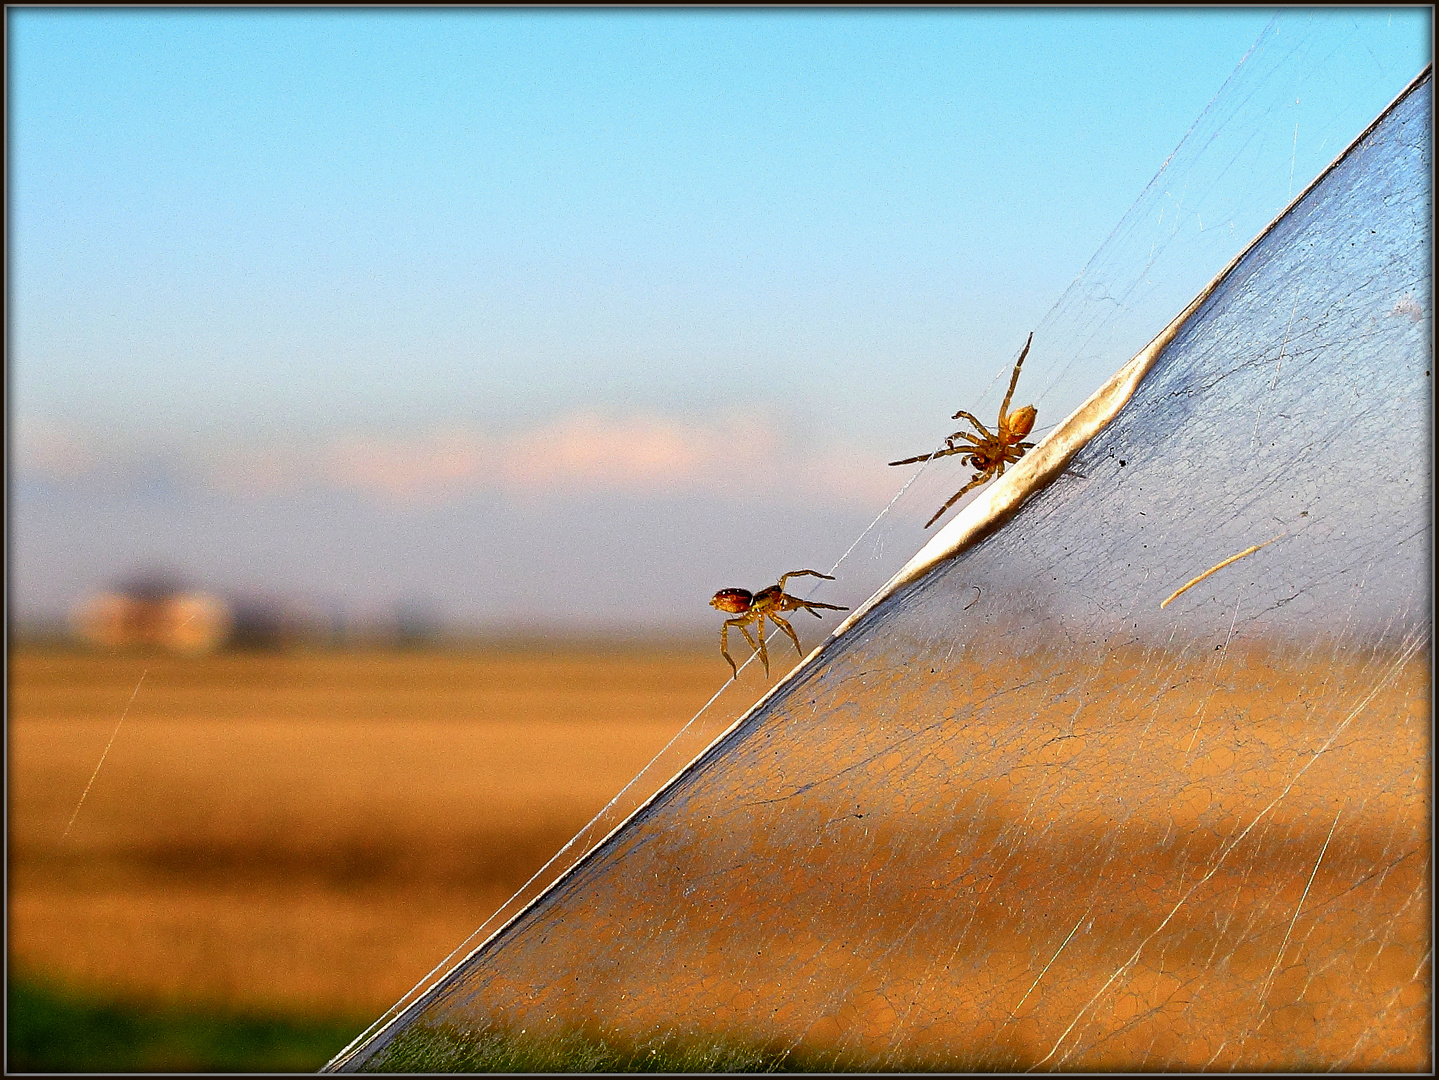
(889, 332, 1038, 529)
(709, 570, 848, 681)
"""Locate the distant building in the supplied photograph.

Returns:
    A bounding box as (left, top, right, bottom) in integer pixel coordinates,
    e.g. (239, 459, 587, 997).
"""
(70, 577, 233, 654)
(394, 599, 440, 648)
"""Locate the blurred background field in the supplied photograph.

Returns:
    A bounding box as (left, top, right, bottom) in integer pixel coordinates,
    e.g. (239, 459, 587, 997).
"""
(9, 640, 769, 1071)
(10, 638, 1430, 1071)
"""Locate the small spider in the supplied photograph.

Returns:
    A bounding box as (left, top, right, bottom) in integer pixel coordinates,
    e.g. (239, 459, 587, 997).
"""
(709, 570, 848, 681)
(889, 332, 1038, 529)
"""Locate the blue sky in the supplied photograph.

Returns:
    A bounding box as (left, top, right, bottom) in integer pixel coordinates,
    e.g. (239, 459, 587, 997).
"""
(9, 8, 1432, 631)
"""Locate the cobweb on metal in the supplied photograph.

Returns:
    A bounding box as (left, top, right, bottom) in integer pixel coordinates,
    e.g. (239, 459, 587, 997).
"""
(327, 63, 1432, 1079)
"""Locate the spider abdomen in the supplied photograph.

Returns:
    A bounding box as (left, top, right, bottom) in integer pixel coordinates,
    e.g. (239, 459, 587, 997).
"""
(710, 588, 753, 614)
(1007, 404, 1037, 441)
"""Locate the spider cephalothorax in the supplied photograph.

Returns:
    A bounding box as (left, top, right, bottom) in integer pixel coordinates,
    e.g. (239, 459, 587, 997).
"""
(709, 570, 848, 681)
(890, 332, 1038, 528)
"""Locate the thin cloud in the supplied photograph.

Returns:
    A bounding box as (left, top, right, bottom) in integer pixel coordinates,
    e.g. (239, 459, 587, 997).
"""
(323, 432, 492, 502)
(12, 421, 97, 481)
(302, 414, 899, 506)
(14, 412, 903, 508)
(209, 447, 313, 498)
(500, 414, 777, 495)
(314, 415, 897, 506)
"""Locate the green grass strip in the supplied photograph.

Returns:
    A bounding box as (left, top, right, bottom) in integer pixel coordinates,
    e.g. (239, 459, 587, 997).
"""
(365, 1020, 866, 1073)
(7, 974, 368, 1073)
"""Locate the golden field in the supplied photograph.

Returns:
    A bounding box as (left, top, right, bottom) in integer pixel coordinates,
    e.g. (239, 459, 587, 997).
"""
(9, 640, 1430, 1072)
(8, 643, 765, 1020)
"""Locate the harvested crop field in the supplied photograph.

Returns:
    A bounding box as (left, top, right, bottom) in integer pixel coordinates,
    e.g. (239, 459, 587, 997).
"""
(8, 643, 765, 1020)
(8, 641, 1430, 1072)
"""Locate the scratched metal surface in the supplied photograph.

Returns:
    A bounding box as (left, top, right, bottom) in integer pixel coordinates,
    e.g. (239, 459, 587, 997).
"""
(345, 73, 1431, 1073)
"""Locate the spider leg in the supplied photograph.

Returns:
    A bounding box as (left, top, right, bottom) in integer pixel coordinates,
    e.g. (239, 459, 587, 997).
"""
(796, 599, 848, 616)
(944, 431, 984, 446)
(923, 469, 994, 529)
(754, 615, 771, 676)
(737, 620, 760, 654)
(889, 444, 974, 466)
(719, 622, 738, 681)
(950, 411, 995, 440)
(998, 332, 1034, 423)
(776, 569, 834, 591)
(770, 613, 804, 657)
(721, 617, 760, 681)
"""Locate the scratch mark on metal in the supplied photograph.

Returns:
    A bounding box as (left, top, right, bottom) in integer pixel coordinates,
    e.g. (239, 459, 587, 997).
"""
(63, 669, 148, 841)
(1257, 799, 1344, 1013)
(1010, 904, 1093, 1020)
